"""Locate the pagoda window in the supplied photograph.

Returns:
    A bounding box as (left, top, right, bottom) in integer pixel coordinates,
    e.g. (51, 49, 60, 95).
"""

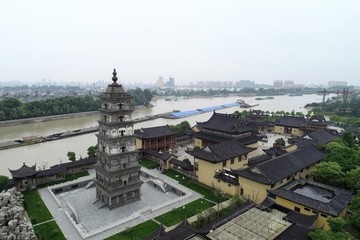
(123, 163, 126, 168)
(122, 147, 126, 153)
(119, 116, 124, 122)
(104, 103, 108, 110)
(102, 146, 106, 152)
(103, 130, 106, 136)
(104, 116, 107, 122)
(118, 103, 123, 109)
(120, 130, 125, 136)
(124, 180, 127, 186)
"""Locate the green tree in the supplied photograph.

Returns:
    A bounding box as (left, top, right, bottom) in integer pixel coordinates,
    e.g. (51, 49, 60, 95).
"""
(350, 211, 360, 231)
(0, 175, 9, 192)
(309, 162, 345, 187)
(275, 138, 286, 147)
(342, 132, 356, 148)
(323, 140, 360, 172)
(308, 229, 354, 240)
(169, 121, 192, 134)
(87, 145, 97, 158)
(193, 146, 201, 151)
(67, 151, 76, 161)
(327, 217, 347, 233)
(182, 158, 191, 166)
(345, 167, 360, 191)
(349, 193, 360, 212)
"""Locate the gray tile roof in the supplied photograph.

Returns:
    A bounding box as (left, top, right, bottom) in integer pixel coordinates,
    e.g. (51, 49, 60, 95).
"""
(234, 145, 325, 185)
(187, 139, 255, 163)
(276, 116, 305, 128)
(52, 157, 96, 169)
(9, 163, 37, 178)
(36, 166, 68, 177)
(136, 125, 176, 139)
(169, 158, 193, 171)
(263, 147, 287, 156)
(248, 154, 272, 166)
(196, 112, 255, 134)
(308, 129, 337, 144)
(269, 180, 353, 217)
(193, 131, 232, 143)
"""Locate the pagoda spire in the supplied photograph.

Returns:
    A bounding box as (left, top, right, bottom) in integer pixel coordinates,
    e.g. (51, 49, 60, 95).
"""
(112, 69, 118, 84)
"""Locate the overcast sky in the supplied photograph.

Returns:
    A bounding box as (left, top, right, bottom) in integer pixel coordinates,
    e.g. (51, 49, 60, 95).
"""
(0, 0, 359, 86)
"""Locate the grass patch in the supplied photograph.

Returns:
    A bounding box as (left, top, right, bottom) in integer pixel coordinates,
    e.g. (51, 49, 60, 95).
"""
(164, 169, 229, 202)
(155, 198, 215, 227)
(105, 220, 159, 240)
(23, 190, 53, 224)
(139, 158, 160, 169)
(37, 170, 89, 188)
(33, 221, 66, 240)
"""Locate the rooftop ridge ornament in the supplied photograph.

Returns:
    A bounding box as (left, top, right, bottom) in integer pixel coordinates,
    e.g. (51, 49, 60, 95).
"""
(112, 69, 118, 84)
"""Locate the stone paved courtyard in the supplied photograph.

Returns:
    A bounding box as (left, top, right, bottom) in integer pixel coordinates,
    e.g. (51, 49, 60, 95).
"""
(39, 169, 202, 240)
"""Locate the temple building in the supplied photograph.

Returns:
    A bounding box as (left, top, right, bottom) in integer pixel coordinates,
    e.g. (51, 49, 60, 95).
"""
(192, 112, 260, 148)
(94, 69, 142, 209)
(135, 125, 176, 152)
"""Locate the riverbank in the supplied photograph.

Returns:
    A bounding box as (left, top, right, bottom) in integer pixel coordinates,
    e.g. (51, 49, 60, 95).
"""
(0, 111, 100, 128)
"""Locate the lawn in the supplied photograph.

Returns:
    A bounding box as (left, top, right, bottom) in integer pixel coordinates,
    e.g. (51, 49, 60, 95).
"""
(33, 221, 66, 240)
(164, 169, 229, 202)
(105, 220, 159, 240)
(139, 158, 160, 169)
(155, 198, 215, 227)
(23, 190, 53, 224)
(37, 170, 90, 188)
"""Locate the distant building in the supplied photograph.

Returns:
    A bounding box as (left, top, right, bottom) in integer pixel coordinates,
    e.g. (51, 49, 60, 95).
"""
(328, 81, 347, 88)
(284, 80, 294, 89)
(273, 80, 283, 89)
(165, 77, 175, 87)
(94, 69, 142, 210)
(235, 80, 255, 88)
(156, 76, 164, 87)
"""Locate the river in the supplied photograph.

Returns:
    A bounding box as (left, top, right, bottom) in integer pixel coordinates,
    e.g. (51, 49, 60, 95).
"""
(0, 94, 329, 177)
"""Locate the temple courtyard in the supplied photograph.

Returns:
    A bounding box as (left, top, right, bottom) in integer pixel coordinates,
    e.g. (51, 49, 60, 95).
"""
(38, 169, 202, 240)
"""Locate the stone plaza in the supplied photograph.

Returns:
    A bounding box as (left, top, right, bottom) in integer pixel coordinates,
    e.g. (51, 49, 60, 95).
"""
(39, 169, 202, 240)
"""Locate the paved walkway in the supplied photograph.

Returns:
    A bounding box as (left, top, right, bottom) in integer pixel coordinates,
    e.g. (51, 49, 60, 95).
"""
(38, 169, 203, 240)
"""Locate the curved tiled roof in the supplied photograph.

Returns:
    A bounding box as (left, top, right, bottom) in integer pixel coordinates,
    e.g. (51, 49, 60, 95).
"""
(234, 145, 325, 184)
(187, 139, 255, 163)
(196, 112, 254, 134)
(136, 125, 176, 139)
(269, 180, 353, 217)
(9, 163, 37, 178)
(275, 116, 305, 128)
(308, 129, 337, 144)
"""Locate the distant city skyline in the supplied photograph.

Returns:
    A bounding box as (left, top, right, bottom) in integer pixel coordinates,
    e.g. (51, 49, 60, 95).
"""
(1, 1, 359, 86)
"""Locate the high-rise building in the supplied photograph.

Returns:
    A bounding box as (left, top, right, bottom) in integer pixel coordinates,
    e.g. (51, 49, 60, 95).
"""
(273, 80, 283, 89)
(167, 77, 175, 87)
(235, 80, 255, 88)
(284, 80, 294, 89)
(328, 81, 347, 88)
(156, 76, 164, 87)
(94, 69, 142, 210)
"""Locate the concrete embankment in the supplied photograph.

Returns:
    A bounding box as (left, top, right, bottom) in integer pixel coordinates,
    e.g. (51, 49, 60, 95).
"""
(0, 111, 100, 128)
(0, 112, 171, 151)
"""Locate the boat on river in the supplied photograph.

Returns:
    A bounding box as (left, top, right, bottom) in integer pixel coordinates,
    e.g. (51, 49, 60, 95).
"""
(240, 102, 259, 108)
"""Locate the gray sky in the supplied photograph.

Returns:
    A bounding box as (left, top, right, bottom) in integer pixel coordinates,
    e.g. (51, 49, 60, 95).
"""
(0, 0, 359, 86)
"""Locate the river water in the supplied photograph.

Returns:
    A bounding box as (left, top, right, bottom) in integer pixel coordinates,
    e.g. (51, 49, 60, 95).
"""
(0, 94, 328, 177)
